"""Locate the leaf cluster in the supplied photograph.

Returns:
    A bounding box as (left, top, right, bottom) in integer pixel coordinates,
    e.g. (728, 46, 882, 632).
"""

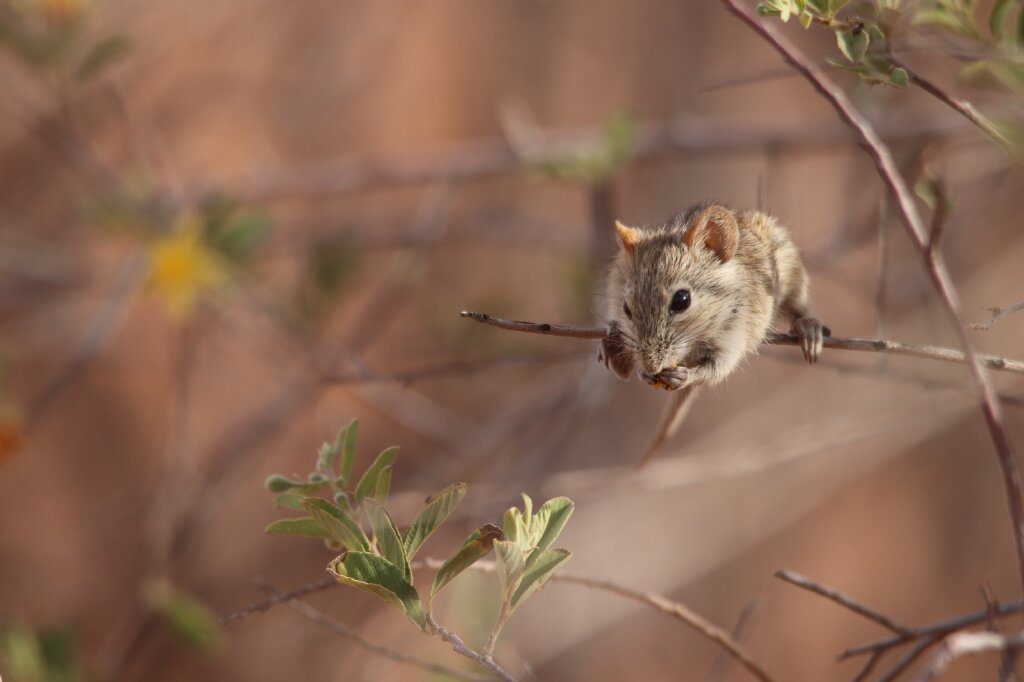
(265, 420, 574, 650)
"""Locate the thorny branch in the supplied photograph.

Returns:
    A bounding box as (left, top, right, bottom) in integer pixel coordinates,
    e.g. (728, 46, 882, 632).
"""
(459, 311, 1024, 376)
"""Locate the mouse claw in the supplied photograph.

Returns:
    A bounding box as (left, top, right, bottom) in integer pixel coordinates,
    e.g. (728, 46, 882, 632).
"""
(793, 317, 826, 364)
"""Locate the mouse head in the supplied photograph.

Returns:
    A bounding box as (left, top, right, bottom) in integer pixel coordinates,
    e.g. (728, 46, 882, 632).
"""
(608, 204, 740, 385)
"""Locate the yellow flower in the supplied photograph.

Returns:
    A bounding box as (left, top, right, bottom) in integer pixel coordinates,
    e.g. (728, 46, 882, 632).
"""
(147, 222, 228, 320)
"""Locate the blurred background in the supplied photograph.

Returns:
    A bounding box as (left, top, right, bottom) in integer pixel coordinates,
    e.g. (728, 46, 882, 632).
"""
(1, 0, 1023, 680)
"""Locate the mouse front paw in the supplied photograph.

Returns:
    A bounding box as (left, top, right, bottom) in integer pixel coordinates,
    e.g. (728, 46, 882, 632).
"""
(792, 317, 829, 364)
(600, 323, 635, 380)
(641, 366, 688, 391)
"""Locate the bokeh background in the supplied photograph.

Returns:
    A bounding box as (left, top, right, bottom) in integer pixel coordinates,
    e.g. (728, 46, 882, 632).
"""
(2, 0, 1023, 680)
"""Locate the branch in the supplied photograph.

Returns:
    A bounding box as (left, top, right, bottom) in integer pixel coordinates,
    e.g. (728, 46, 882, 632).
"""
(915, 631, 1024, 682)
(218, 576, 336, 625)
(776, 570, 912, 636)
(181, 116, 963, 204)
(970, 300, 1024, 332)
(459, 312, 1024, 376)
(289, 599, 487, 682)
(425, 614, 516, 682)
(717, 1, 1024, 603)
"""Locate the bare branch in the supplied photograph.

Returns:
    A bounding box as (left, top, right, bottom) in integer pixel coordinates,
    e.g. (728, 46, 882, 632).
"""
(425, 614, 517, 682)
(218, 577, 336, 625)
(915, 631, 1024, 682)
(710, 1, 1024, 602)
(970, 301, 1024, 332)
(460, 311, 1024, 376)
(775, 570, 912, 636)
(289, 600, 487, 682)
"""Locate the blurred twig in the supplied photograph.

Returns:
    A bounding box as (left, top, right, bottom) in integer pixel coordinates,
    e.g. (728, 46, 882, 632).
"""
(915, 631, 1024, 682)
(970, 301, 1024, 332)
(25, 248, 146, 429)
(708, 602, 757, 682)
(288, 599, 487, 682)
(459, 311, 1024, 376)
(718, 0, 1024, 606)
(184, 116, 964, 204)
(775, 569, 1024, 680)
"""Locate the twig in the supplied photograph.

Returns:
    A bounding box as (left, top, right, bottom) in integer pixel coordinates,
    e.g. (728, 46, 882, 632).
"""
(183, 115, 964, 204)
(712, 2, 1024, 603)
(970, 301, 1024, 331)
(852, 649, 885, 682)
(425, 614, 517, 682)
(708, 602, 757, 682)
(876, 635, 942, 682)
(915, 631, 1024, 682)
(459, 311, 1024, 376)
(776, 570, 912, 636)
(219, 577, 336, 625)
(908, 72, 1014, 152)
(421, 558, 774, 682)
(289, 600, 486, 682)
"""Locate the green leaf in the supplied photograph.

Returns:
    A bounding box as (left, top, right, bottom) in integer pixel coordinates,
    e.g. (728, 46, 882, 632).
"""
(75, 35, 129, 82)
(265, 517, 333, 539)
(531, 497, 574, 555)
(317, 428, 344, 477)
(365, 499, 411, 581)
(373, 464, 392, 503)
(799, 11, 814, 28)
(888, 66, 909, 88)
(836, 27, 870, 63)
(430, 524, 504, 599)
(990, 0, 1015, 40)
(273, 491, 306, 510)
(509, 548, 571, 610)
(142, 578, 221, 653)
(403, 482, 467, 560)
(340, 418, 359, 486)
(354, 446, 398, 504)
(502, 507, 524, 545)
(265, 474, 304, 493)
(329, 552, 426, 630)
(494, 540, 525, 599)
(207, 211, 272, 265)
(302, 498, 371, 551)
(913, 8, 967, 34)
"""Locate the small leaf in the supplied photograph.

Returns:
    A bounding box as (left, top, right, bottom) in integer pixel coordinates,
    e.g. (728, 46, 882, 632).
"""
(142, 578, 221, 653)
(317, 428, 344, 477)
(265, 474, 304, 493)
(888, 66, 909, 88)
(799, 11, 814, 28)
(494, 540, 525, 600)
(403, 482, 468, 560)
(509, 548, 571, 610)
(836, 27, 869, 63)
(430, 524, 504, 599)
(991, 0, 1015, 40)
(273, 491, 306, 510)
(302, 498, 371, 552)
(265, 517, 333, 539)
(373, 464, 392, 503)
(365, 499, 411, 581)
(354, 446, 398, 504)
(531, 497, 574, 555)
(340, 418, 359, 486)
(329, 552, 426, 630)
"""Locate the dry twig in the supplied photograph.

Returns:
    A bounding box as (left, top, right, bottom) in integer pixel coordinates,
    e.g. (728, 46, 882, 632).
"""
(970, 301, 1024, 331)
(459, 312, 1024, 376)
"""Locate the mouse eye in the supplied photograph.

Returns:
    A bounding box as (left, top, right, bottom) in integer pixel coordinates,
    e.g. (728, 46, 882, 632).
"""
(622, 302, 633, 320)
(669, 289, 691, 313)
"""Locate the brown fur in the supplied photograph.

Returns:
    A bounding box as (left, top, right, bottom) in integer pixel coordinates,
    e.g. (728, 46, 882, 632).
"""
(604, 203, 826, 389)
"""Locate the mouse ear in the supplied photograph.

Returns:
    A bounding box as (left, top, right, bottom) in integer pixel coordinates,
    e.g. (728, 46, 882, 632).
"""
(615, 220, 641, 254)
(683, 205, 739, 263)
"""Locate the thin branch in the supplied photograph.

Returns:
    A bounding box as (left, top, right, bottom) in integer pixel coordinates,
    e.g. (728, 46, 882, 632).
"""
(182, 115, 964, 204)
(776, 570, 913, 636)
(712, 1, 1024, 603)
(708, 602, 757, 682)
(289, 600, 487, 682)
(915, 631, 1024, 682)
(852, 649, 885, 682)
(908, 72, 1014, 151)
(218, 577, 336, 625)
(459, 311, 1024, 376)
(425, 614, 516, 682)
(876, 635, 942, 682)
(970, 301, 1024, 331)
